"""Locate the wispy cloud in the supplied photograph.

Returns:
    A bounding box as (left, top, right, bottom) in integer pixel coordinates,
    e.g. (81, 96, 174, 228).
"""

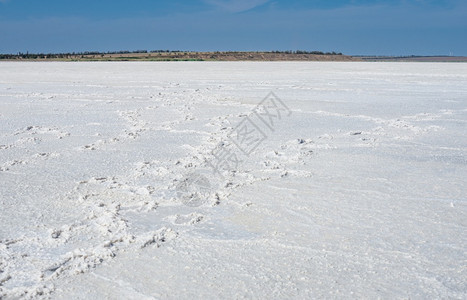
(204, 0, 270, 13)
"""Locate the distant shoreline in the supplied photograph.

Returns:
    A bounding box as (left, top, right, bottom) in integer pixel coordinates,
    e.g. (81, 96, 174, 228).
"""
(0, 51, 356, 62)
(359, 56, 467, 62)
(1, 51, 466, 62)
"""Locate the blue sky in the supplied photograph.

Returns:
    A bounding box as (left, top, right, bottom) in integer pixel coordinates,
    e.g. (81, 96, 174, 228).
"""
(0, 0, 466, 55)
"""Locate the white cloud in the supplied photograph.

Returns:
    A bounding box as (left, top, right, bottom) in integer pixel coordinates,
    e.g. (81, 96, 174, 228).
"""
(204, 0, 270, 13)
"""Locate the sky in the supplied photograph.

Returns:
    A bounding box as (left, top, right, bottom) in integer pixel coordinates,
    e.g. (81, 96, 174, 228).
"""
(0, 0, 466, 55)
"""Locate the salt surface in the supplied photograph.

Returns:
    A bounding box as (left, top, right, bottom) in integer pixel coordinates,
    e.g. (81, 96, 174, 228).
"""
(0, 62, 466, 299)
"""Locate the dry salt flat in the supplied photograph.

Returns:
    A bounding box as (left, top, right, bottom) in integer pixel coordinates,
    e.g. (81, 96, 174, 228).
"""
(0, 61, 466, 299)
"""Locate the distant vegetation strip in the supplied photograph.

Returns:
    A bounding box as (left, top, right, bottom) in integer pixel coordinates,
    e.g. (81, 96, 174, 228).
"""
(0, 50, 354, 61)
(2, 51, 464, 62)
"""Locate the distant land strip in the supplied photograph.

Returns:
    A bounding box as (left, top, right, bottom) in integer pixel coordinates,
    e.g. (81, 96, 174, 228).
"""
(358, 56, 467, 62)
(1, 51, 466, 62)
